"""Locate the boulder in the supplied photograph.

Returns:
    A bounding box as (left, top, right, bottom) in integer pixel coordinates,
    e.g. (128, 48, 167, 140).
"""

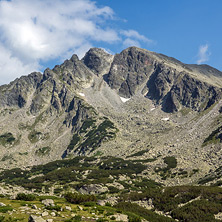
(78, 184, 108, 194)
(32, 204, 38, 209)
(42, 211, 49, 217)
(97, 200, 106, 206)
(113, 214, 128, 222)
(65, 206, 72, 211)
(28, 215, 46, 222)
(41, 199, 54, 207)
(51, 212, 56, 217)
(77, 206, 83, 211)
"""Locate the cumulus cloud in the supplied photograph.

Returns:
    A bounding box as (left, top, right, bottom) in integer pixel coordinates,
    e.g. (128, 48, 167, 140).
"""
(0, 0, 153, 85)
(121, 29, 153, 48)
(197, 44, 210, 64)
(0, 43, 40, 85)
(121, 29, 152, 43)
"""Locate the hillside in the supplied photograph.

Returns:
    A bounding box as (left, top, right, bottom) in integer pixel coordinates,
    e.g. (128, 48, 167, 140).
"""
(0, 46, 222, 188)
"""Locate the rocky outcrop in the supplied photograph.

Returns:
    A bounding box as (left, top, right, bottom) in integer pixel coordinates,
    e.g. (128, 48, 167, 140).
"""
(145, 63, 222, 112)
(30, 54, 93, 115)
(106, 47, 222, 112)
(0, 72, 42, 108)
(82, 48, 114, 76)
(79, 184, 108, 194)
(162, 73, 222, 112)
(106, 47, 155, 98)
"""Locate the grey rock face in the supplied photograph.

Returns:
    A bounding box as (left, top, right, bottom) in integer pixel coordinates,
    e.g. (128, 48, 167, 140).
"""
(164, 74, 222, 112)
(53, 54, 93, 86)
(107, 47, 155, 98)
(0, 72, 42, 108)
(82, 48, 113, 76)
(106, 46, 222, 112)
(146, 63, 222, 112)
(30, 54, 93, 115)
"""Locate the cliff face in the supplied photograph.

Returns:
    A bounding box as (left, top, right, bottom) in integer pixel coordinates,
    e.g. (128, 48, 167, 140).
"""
(0, 46, 222, 183)
(3, 46, 220, 115)
(105, 47, 222, 112)
(0, 72, 42, 108)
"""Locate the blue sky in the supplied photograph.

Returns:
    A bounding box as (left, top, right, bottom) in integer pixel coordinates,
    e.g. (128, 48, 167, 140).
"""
(96, 0, 222, 68)
(0, 0, 221, 85)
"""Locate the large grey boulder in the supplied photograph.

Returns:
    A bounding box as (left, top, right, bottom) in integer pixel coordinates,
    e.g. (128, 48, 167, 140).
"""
(41, 199, 54, 207)
(78, 184, 108, 194)
(28, 215, 46, 222)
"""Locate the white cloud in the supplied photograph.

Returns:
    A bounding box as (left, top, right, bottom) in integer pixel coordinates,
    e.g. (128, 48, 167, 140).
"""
(0, 43, 40, 85)
(197, 44, 210, 64)
(121, 29, 153, 48)
(121, 29, 152, 43)
(0, 0, 153, 85)
(122, 38, 141, 48)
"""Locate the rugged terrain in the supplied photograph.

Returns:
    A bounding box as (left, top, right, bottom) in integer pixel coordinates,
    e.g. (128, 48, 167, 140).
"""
(0, 46, 222, 188)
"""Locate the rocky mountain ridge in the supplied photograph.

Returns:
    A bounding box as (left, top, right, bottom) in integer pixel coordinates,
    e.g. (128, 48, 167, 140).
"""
(0, 46, 222, 186)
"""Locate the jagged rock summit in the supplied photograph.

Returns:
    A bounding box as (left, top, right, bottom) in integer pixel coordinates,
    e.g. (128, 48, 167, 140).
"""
(0, 46, 222, 185)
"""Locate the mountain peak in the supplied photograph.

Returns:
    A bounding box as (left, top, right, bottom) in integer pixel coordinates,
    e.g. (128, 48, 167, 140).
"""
(82, 48, 114, 76)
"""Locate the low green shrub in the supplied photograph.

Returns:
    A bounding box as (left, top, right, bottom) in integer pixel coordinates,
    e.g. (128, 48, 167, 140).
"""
(105, 202, 111, 207)
(16, 193, 36, 201)
(45, 205, 61, 211)
(163, 156, 177, 169)
(38, 196, 59, 201)
(66, 215, 82, 222)
(35, 146, 51, 156)
(0, 206, 13, 213)
(82, 202, 96, 207)
(154, 156, 177, 179)
(97, 219, 108, 222)
(0, 132, 16, 146)
(115, 202, 175, 222)
(64, 192, 97, 204)
(127, 150, 149, 158)
(28, 130, 42, 143)
(127, 212, 141, 222)
(108, 186, 120, 194)
(110, 216, 116, 220)
(202, 125, 222, 146)
(67, 134, 81, 151)
(171, 199, 221, 222)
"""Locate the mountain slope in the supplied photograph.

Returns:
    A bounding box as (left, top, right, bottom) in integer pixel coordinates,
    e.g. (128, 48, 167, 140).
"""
(0, 46, 222, 186)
